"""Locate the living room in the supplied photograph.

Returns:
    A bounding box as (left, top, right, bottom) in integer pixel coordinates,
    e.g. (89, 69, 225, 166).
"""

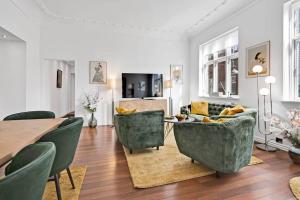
(0, 0, 299, 199)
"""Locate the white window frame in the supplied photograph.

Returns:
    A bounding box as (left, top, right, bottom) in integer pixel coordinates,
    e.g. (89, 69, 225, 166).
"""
(283, 0, 300, 101)
(200, 48, 239, 98)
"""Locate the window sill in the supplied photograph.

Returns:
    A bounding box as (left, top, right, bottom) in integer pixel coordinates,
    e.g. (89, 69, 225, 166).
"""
(281, 99, 300, 103)
(199, 95, 240, 100)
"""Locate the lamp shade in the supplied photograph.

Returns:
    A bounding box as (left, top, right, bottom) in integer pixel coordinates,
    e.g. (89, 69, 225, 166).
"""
(164, 80, 173, 89)
(252, 65, 263, 73)
(259, 88, 270, 96)
(108, 79, 116, 89)
(265, 76, 276, 84)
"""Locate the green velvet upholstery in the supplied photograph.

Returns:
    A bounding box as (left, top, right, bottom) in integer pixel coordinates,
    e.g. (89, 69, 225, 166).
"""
(1, 142, 56, 200)
(181, 103, 257, 121)
(38, 117, 83, 176)
(3, 111, 55, 121)
(37, 117, 83, 200)
(114, 110, 164, 152)
(174, 116, 256, 173)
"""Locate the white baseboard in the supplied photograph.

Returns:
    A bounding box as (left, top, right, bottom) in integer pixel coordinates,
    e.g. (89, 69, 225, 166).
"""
(254, 136, 290, 152)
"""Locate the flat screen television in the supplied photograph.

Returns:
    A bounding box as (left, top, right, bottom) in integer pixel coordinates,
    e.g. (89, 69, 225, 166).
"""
(122, 73, 163, 98)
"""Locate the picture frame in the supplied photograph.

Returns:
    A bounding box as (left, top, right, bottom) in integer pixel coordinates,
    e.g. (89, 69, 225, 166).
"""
(56, 69, 62, 88)
(89, 61, 107, 84)
(170, 64, 183, 83)
(246, 41, 270, 78)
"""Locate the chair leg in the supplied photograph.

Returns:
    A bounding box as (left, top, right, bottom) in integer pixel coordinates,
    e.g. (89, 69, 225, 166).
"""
(130, 149, 133, 154)
(54, 174, 62, 200)
(191, 159, 194, 163)
(216, 171, 221, 179)
(156, 146, 159, 150)
(67, 167, 75, 189)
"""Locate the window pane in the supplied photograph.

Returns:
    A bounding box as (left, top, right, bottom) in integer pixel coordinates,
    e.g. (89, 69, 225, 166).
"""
(297, 40, 300, 97)
(231, 58, 239, 96)
(296, 9, 300, 35)
(207, 54, 214, 61)
(218, 61, 226, 94)
(208, 64, 214, 95)
(218, 49, 226, 58)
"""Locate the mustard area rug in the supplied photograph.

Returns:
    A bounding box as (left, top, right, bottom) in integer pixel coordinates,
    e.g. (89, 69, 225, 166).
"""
(290, 177, 300, 200)
(43, 166, 87, 200)
(124, 131, 263, 189)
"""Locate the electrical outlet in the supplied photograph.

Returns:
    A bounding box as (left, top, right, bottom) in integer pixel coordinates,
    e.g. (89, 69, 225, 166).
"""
(276, 137, 283, 144)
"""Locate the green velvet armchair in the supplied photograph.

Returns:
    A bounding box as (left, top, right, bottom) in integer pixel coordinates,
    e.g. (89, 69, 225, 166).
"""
(174, 116, 256, 174)
(114, 110, 164, 153)
(3, 111, 55, 120)
(1, 142, 56, 200)
(37, 117, 83, 200)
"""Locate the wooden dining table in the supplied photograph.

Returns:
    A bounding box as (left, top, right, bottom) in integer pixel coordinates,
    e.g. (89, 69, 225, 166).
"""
(0, 118, 65, 167)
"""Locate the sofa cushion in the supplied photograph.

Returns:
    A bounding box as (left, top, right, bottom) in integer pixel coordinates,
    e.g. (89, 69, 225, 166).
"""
(191, 101, 209, 116)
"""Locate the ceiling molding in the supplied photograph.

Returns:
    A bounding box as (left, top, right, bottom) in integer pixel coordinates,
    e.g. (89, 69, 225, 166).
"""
(33, 0, 237, 38)
(34, 0, 181, 34)
(186, 0, 229, 33)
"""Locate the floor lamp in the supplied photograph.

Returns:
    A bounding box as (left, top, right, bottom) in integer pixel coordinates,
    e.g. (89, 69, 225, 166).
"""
(109, 79, 116, 127)
(165, 80, 173, 117)
(252, 65, 277, 152)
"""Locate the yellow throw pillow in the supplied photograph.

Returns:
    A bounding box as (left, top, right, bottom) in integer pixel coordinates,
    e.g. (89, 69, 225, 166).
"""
(191, 101, 209, 116)
(219, 108, 230, 116)
(227, 105, 246, 115)
(202, 117, 229, 123)
(116, 107, 136, 115)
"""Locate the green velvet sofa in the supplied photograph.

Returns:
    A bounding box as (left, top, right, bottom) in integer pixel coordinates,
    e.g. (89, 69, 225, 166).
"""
(114, 110, 164, 154)
(181, 102, 257, 121)
(174, 115, 256, 174)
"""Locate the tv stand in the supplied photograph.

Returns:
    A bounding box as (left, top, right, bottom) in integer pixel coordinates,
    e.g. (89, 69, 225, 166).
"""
(119, 99, 167, 114)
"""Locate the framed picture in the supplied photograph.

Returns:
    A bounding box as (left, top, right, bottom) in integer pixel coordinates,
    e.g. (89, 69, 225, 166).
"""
(170, 64, 183, 83)
(56, 69, 62, 88)
(89, 61, 107, 84)
(246, 41, 270, 78)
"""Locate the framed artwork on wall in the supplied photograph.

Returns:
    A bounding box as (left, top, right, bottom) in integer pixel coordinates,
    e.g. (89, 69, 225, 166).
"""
(170, 64, 183, 83)
(56, 69, 62, 88)
(89, 61, 107, 84)
(246, 41, 270, 78)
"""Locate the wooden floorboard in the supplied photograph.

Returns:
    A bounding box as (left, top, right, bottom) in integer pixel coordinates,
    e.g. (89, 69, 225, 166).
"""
(73, 126, 299, 199)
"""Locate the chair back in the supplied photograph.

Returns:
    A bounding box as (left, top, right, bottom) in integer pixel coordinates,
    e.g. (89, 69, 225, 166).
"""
(38, 117, 83, 176)
(3, 111, 55, 121)
(0, 142, 56, 200)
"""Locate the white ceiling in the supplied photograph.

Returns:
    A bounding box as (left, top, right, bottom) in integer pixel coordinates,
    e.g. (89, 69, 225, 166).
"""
(35, 0, 256, 37)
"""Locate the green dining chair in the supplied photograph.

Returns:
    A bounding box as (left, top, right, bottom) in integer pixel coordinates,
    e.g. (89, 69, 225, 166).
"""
(3, 111, 55, 121)
(0, 142, 56, 200)
(37, 117, 83, 200)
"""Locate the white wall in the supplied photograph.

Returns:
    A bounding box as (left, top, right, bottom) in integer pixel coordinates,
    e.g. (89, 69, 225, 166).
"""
(0, 40, 26, 119)
(40, 18, 189, 125)
(41, 59, 75, 117)
(0, 0, 42, 114)
(189, 0, 299, 148)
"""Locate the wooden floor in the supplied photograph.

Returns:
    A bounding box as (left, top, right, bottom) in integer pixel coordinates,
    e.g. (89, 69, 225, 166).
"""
(73, 126, 299, 200)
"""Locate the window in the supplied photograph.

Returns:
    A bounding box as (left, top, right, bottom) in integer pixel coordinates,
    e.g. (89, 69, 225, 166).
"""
(199, 28, 239, 98)
(283, 0, 300, 101)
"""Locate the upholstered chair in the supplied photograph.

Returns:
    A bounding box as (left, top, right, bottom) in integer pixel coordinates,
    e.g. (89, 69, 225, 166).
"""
(114, 110, 164, 154)
(174, 115, 256, 175)
(1, 142, 56, 200)
(37, 117, 83, 200)
(3, 111, 55, 120)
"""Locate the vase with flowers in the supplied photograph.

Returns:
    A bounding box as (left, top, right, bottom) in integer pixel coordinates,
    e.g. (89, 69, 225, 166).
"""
(270, 109, 300, 163)
(81, 92, 100, 128)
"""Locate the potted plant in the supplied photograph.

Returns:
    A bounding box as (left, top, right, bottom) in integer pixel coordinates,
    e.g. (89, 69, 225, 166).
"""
(81, 92, 100, 128)
(271, 109, 300, 163)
